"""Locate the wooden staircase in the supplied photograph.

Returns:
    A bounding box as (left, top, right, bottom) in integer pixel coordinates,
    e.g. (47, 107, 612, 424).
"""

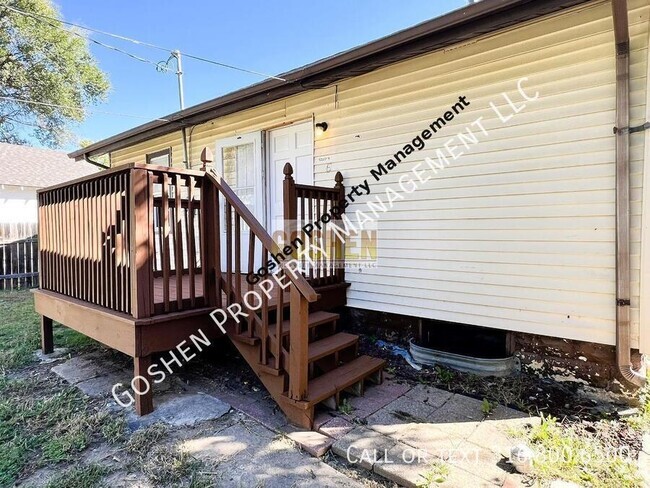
(204, 166, 386, 429)
(227, 308, 385, 428)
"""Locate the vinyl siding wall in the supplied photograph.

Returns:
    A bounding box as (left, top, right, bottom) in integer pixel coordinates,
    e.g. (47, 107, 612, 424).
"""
(111, 0, 650, 349)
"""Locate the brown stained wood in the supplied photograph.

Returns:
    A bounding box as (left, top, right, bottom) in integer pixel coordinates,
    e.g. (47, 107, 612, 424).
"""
(247, 229, 255, 338)
(122, 173, 133, 314)
(275, 282, 283, 370)
(162, 174, 171, 312)
(213, 186, 222, 308)
(187, 176, 196, 307)
(315, 191, 321, 281)
(206, 171, 318, 303)
(99, 180, 105, 305)
(304, 355, 385, 404)
(308, 332, 358, 363)
(226, 202, 233, 308)
(108, 177, 115, 310)
(130, 169, 152, 319)
(174, 174, 184, 310)
(201, 182, 217, 307)
(41, 315, 54, 354)
(33, 289, 136, 356)
(261, 248, 269, 365)
(134, 355, 154, 415)
(234, 214, 241, 302)
(288, 286, 309, 400)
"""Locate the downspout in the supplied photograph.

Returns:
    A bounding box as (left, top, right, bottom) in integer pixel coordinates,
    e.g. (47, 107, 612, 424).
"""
(612, 0, 646, 387)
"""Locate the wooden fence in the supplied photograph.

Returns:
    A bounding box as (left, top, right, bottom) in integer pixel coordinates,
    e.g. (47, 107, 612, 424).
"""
(0, 222, 39, 290)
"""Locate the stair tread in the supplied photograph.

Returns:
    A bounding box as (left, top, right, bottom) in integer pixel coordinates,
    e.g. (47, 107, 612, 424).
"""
(268, 310, 339, 337)
(305, 355, 386, 404)
(308, 332, 358, 363)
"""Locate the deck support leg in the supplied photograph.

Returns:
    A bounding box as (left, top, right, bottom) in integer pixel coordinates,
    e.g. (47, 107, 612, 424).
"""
(41, 316, 54, 354)
(133, 355, 154, 416)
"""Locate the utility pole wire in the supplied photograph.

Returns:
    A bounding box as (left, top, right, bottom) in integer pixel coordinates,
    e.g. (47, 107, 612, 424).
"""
(3, 4, 287, 81)
(0, 96, 170, 121)
(2, 4, 167, 69)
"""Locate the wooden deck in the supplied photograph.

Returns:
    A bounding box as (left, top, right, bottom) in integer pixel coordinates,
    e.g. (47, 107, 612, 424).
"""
(153, 273, 290, 308)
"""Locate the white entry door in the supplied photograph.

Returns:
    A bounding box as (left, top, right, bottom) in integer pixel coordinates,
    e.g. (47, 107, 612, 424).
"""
(215, 132, 264, 271)
(267, 121, 314, 242)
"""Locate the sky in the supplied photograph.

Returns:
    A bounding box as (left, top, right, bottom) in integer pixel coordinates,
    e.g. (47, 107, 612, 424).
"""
(54, 0, 467, 151)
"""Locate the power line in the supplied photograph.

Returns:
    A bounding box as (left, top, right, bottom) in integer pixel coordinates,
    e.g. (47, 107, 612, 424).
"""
(3, 4, 167, 69)
(0, 96, 170, 121)
(3, 4, 287, 81)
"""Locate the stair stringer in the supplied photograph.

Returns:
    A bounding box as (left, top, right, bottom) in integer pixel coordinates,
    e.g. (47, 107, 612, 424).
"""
(227, 336, 315, 429)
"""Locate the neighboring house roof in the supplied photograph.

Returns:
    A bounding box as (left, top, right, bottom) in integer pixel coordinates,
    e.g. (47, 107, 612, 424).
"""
(0, 142, 98, 188)
(70, 0, 591, 160)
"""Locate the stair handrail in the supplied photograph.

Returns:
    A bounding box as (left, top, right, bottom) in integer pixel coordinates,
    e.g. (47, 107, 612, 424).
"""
(206, 168, 319, 302)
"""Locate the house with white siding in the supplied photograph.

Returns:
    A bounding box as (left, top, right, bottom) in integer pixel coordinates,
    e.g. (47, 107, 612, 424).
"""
(64, 0, 650, 398)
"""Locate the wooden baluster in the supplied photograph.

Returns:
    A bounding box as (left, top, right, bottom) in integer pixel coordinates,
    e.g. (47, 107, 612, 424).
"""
(108, 176, 115, 309)
(187, 176, 196, 307)
(174, 174, 183, 310)
(226, 202, 233, 309)
(316, 191, 321, 282)
(162, 174, 171, 312)
(80, 183, 86, 301)
(247, 229, 255, 338)
(334, 171, 345, 284)
(72, 185, 78, 299)
(146, 172, 154, 315)
(103, 178, 108, 306)
(62, 187, 68, 296)
(89, 183, 94, 303)
(214, 189, 222, 308)
(122, 173, 129, 313)
(275, 279, 283, 370)
(300, 195, 306, 273)
(261, 247, 269, 366)
(308, 191, 314, 279)
(234, 213, 241, 303)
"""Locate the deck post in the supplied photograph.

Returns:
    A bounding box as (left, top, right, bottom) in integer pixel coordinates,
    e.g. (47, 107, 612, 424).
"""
(283, 163, 298, 253)
(133, 355, 154, 415)
(40, 316, 54, 354)
(129, 168, 153, 319)
(288, 286, 309, 400)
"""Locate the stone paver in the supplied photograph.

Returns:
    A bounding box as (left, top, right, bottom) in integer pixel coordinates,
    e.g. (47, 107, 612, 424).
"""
(183, 419, 362, 487)
(366, 394, 438, 431)
(347, 379, 412, 418)
(318, 416, 355, 439)
(51, 355, 121, 385)
(426, 394, 485, 438)
(286, 430, 335, 457)
(331, 426, 398, 470)
(403, 384, 454, 408)
(126, 393, 231, 429)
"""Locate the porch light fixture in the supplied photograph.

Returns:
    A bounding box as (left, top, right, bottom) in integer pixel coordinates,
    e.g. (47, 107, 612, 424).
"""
(315, 122, 328, 137)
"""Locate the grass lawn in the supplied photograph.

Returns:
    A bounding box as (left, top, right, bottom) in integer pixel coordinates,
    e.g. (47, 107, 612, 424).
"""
(0, 290, 96, 372)
(0, 290, 212, 487)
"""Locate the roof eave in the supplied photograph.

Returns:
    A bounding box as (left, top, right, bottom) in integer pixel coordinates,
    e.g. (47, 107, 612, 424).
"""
(70, 0, 591, 159)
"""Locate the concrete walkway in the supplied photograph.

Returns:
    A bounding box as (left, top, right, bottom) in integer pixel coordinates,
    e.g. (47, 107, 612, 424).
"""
(325, 382, 539, 487)
(50, 351, 538, 487)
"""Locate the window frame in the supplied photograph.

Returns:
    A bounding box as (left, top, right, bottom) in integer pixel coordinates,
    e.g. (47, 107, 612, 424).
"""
(145, 148, 172, 166)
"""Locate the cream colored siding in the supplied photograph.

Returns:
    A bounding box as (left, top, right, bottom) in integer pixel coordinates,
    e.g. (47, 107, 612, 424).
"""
(111, 0, 650, 348)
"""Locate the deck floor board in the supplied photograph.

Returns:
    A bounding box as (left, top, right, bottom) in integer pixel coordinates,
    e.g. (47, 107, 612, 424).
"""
(152, 274, 290, 308)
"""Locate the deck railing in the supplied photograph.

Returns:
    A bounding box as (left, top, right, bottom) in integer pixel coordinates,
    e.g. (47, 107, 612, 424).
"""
(37, 163, 322, 401)
(38, 168, 132, 314)
(283, 163, 346, 287)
